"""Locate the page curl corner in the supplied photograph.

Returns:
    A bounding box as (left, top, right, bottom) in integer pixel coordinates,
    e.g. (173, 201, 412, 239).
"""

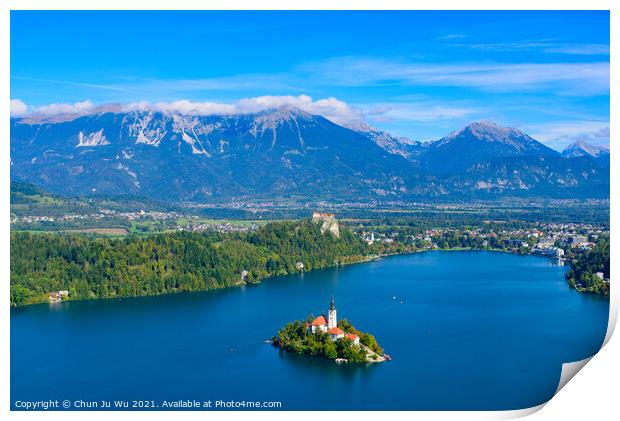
(554, 357, 593, 396)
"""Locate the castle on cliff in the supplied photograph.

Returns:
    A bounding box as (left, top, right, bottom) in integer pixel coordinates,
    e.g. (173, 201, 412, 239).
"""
(311, 212, 340, 238)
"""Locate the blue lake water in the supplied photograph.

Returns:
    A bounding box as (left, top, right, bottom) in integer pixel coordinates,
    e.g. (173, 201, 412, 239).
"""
(11, 251, 609, 410)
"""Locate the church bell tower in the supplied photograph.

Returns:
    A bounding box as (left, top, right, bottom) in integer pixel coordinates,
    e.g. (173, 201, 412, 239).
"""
(328, 295, 337, 329)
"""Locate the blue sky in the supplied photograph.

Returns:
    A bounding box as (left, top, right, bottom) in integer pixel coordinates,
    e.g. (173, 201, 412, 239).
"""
(10, 11, 609, 150)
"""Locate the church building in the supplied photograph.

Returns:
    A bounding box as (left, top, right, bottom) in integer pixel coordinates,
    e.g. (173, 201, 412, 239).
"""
(308, 296, 359, 344)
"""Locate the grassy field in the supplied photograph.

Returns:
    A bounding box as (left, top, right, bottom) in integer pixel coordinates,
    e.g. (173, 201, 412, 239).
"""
(174, 217, 272, 226)
(60, 227, 129, 235)
(124, 217, 275, 235)
(12, 218, 274, 237)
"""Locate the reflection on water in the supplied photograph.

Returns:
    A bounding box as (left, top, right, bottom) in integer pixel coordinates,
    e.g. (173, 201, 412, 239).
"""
(276, 347, 378, 381)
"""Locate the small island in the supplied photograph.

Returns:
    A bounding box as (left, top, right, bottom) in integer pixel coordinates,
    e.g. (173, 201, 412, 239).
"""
(274, 296, 388, 364)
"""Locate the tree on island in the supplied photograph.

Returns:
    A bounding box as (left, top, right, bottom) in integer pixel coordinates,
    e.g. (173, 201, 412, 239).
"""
(338, 319, 384, 355)
(275, 315, 384, 363)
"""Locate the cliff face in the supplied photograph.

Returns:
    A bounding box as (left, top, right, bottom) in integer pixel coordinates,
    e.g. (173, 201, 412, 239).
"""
(10, 108, 415, 201)
(312, 212, 340, 238)
(10, 112, 610, 201)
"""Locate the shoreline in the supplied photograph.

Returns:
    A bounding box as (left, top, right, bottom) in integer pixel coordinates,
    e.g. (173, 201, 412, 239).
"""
(10, 252, 376, 308)
(9, 247, 584, 309)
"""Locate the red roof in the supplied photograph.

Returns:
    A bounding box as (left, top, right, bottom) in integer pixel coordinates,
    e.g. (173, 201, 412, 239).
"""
(311, 315, 327, 326)
(346, 333, 359, 341)
(328, 327, 344, 335)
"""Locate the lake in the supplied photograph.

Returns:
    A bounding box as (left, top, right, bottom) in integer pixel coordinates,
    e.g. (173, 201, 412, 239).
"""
(10, 251, 609, 410)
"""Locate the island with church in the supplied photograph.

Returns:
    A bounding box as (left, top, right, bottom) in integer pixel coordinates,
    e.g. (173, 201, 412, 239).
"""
(273, 296, 388, 364)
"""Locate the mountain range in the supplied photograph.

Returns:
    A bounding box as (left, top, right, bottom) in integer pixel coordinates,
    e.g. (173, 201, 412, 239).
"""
(561, 139, 610, 159)
(10, 107, 610, 201)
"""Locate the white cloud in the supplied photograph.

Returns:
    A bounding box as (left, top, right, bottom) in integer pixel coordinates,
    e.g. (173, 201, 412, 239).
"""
(117, 74, 297, 95)
(542, 44, 609, 55)
(34, 100, 95, 116)
(122, 95, 367, 130)
(14, 97, 608, 151)
(304, 57, 610, 96)
(449, 42, 609, 56)
(437, 34, 466, 40)
(10, 99, 28, 117)
(17, 55, 609, 100)
(525, 121, 610, 151)
(364, 103, 476, 123)
(12, 76, 135, 93)
(149, 100, 237, 116)
(16, 96, 369, 131)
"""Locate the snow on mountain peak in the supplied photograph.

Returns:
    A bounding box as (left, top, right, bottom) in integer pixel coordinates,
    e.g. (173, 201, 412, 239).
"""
(462, 121, 522, 140)
(437, 120, 536, 150)
(562, 140, 610, 158)
(249, 106, 312, 139)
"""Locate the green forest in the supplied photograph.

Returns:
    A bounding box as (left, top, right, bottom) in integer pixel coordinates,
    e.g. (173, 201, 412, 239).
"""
(10, 220, 370, 306)
(275, 316, 384, 363)
(566, 236, 610, 296)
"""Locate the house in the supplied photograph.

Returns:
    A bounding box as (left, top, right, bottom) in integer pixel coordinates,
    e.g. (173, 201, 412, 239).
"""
(328, 327, 345, 340)
(537, 238, 555, 248)
(49, 290, 69, 303)
(312, 211, 335, 219)
(346, 333, 360, 345)
(309, 315, 328, 333)
(505, 239, 528, 248)
(308, 296, 338, 333)
(534, 246, 564, 258)
(569, 235, 589, 247)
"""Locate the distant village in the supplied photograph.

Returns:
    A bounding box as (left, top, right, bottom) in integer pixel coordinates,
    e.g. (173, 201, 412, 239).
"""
(12, 209, 259, 234)
(11, 205, 609, 303)
(358, 222, 605, 256)
(12, 204, 608, 249)
(354, 222, 609, 285)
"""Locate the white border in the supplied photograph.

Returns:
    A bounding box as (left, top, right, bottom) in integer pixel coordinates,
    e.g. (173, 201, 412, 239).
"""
(1, 1, 617, 420)
(0, 0, 617, 10)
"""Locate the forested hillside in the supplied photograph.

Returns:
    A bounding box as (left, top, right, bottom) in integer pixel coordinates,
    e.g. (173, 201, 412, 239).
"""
(566, 236, 610, 295)
(10, 220, 370, 306)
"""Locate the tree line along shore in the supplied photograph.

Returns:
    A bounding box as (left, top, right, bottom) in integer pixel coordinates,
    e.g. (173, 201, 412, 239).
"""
(10, 219, 610, 307)
(10, 220, 369, 306)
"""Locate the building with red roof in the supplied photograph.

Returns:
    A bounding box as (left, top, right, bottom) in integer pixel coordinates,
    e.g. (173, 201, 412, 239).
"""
(307, 297, 360, 344)
(309, 315, 328, 333)
(328, 327, 345, 339)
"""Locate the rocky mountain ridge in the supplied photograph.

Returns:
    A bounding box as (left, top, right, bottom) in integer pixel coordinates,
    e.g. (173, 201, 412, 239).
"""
(10, 108, 609, 201)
